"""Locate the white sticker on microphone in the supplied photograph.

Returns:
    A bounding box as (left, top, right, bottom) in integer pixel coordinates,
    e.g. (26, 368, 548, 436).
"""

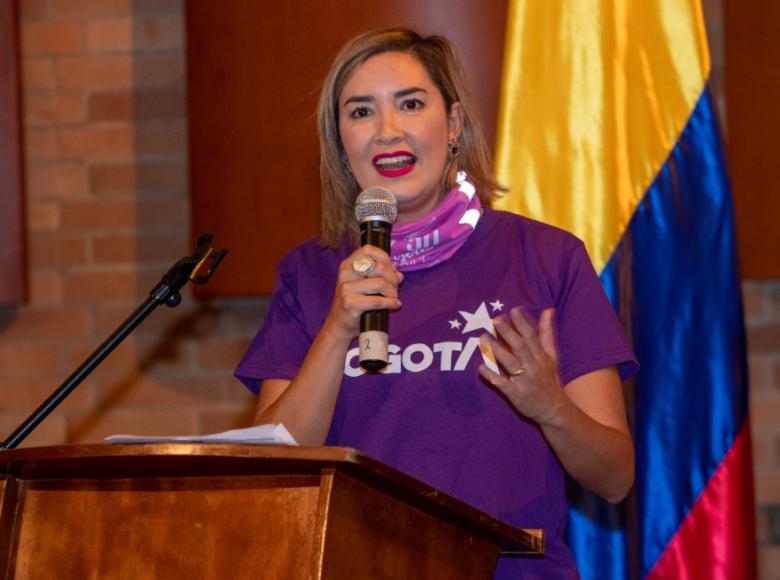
(359, 330, 388, 364)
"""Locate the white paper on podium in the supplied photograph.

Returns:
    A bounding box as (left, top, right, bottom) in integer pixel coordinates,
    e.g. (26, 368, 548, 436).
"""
(105, 423, 298, 446)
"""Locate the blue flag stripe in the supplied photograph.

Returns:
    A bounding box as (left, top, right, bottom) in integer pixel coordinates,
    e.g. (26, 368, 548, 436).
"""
(567, 86, 749, 578)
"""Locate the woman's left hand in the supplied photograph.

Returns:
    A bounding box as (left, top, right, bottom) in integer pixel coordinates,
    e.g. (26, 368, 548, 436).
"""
(478, 307, 567, 426)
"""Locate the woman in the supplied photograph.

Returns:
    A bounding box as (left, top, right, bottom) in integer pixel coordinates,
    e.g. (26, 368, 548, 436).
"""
(236, 27, 637, 579)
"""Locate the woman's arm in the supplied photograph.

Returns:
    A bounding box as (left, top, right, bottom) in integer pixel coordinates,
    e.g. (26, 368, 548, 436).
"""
(253, 244, 403, 446)
(536, 368, 634, 503)
(479, 307, 634, 503)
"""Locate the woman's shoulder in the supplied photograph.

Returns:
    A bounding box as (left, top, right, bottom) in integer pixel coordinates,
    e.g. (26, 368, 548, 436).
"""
(483, 207, 585, 252)
(277, 236, 351, 274)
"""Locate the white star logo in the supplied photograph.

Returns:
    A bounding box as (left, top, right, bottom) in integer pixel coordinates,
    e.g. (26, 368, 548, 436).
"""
(458, 302, 495, 335)
(490, 299, 504, 312)
(449, 319, 462, 330)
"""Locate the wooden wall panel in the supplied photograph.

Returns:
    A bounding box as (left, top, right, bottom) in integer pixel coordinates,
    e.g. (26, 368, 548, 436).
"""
(0, 0, 26, 304)
(725, 0, 780, 278)
(186, 1, 508, 296)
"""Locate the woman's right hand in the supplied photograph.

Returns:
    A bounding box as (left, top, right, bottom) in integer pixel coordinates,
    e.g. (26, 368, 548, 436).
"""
(324, 245, 403, 339)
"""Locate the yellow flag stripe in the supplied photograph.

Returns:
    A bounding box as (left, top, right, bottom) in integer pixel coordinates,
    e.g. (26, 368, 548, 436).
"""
(495, 0, 711, 273)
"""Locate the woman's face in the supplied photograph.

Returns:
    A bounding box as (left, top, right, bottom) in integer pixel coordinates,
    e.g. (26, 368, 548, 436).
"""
(338, 51, 462, 224)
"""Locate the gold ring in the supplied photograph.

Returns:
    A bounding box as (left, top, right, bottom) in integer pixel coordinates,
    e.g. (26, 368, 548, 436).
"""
(509, 366, 526, 377)
(351, 257, 375, 276)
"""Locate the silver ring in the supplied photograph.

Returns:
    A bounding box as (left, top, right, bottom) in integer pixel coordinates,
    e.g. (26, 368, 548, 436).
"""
(351, 257, 376, 277)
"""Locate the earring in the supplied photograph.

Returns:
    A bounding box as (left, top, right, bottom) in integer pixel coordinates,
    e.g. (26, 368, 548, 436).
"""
(447, 139, 460, 158)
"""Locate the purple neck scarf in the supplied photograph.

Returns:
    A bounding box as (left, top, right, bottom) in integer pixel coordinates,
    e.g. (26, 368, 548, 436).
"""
(390, 172, 482, 272)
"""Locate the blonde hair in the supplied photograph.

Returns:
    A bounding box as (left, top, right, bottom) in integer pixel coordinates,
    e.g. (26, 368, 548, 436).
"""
(317, 27, 505, 248)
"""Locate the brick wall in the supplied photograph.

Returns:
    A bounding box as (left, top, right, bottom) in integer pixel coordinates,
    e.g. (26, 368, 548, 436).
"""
(0, 0, 261, 448)
(1, 0, 778, 576)
(746, 281, 780, 576)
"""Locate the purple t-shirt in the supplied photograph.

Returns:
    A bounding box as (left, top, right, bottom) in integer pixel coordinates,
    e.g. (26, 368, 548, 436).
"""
(236, 208, 637, 579)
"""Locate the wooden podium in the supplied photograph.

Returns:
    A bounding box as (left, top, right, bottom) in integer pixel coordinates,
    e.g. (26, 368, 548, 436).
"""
(0, 445, 543, 579)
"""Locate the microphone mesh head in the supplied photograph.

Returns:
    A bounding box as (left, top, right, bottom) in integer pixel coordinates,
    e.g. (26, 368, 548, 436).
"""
(354, 187, 398, 224)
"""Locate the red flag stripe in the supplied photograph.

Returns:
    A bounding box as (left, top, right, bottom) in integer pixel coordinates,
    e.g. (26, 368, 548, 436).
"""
(647, 420, 757, 580)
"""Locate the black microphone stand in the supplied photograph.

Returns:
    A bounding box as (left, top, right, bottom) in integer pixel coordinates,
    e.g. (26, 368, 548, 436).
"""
(0, 233, 227, 450)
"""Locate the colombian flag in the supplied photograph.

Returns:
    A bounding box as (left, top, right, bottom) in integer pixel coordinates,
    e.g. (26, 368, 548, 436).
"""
(495, 1, 756, 578)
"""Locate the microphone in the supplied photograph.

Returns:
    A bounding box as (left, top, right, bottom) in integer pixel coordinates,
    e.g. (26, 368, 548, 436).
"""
(354, 186, 398, 372)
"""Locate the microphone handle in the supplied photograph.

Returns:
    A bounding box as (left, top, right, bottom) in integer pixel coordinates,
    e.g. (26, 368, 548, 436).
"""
(359, 219, 391, 372)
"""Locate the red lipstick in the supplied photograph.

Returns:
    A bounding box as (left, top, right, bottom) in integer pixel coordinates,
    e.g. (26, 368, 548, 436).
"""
(373, 151, 416, 177)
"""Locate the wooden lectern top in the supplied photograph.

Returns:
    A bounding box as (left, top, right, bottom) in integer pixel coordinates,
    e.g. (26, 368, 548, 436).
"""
(0, 444, 543, 579)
